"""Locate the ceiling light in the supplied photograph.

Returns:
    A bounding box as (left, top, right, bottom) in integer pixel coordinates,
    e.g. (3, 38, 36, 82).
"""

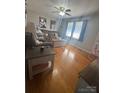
(59, 11, 65, 16)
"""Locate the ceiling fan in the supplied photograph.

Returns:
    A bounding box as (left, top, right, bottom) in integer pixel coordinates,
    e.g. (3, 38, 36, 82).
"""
(52, 6, 71, 16)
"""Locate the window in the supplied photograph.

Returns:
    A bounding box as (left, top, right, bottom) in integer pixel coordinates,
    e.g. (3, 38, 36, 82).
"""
(66, 22, 73, 37)
(66, 21, 84, 40)
(72, 21, 83, 39)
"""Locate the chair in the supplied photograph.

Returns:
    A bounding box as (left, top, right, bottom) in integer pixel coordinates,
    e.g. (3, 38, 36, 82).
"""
(25, 22, 53, 48)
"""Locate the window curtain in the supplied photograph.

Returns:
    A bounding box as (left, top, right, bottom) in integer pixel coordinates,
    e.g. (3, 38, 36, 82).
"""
(79, 20, 88, 41)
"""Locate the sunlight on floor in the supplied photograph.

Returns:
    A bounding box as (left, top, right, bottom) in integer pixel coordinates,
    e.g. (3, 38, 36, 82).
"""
(62, 48, 75, 62)
(52, 68, 59, 76)
(63, 48, 68, 54)
(68, 51, 75, 59)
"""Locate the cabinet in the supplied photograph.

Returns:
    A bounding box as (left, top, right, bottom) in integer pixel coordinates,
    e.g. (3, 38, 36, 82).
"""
(26, 47, 55, 79)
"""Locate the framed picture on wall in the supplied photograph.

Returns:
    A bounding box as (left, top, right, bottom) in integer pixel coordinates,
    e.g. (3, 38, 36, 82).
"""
(50, 20, 56, 30)
(39, 16, 47, 28)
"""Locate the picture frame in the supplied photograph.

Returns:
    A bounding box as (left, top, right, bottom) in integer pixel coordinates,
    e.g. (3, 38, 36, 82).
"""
(39, 16, 47, 28)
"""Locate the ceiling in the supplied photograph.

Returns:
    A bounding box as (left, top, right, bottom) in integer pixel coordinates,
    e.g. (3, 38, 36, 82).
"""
(27, 0, 99, 18)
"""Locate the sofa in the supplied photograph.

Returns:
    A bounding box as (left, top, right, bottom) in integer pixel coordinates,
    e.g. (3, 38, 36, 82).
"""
(37, 29, 67, 48)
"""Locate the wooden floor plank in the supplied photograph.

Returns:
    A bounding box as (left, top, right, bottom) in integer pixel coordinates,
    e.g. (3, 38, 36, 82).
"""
(26, 45, 96, 93)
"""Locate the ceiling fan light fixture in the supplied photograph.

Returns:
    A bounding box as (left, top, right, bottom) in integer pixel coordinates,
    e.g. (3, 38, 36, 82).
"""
(59, 11, 65, 16)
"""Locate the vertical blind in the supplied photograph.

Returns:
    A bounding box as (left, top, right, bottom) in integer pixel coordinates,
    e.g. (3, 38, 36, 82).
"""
(72, 21, 83, 39)
(66, 20, 87, 41)
(66, 22, 74, 37)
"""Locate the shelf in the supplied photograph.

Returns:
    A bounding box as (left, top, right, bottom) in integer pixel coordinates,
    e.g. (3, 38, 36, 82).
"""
(32, 61, 52, 75)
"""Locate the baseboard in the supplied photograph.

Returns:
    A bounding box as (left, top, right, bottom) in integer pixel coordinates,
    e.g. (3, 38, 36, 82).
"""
(67, 43, 92, 54)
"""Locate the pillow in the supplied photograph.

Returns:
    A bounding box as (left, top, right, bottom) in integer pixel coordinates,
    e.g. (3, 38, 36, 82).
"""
(37, 36, 45, 41)
(36, 30, 44, 37)
(54, 33, 59, 39)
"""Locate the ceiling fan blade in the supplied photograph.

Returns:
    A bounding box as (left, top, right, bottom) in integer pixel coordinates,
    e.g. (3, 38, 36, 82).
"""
(51, 11, 59, 13)
(65, 12, 71, 16)
(54, 6, 60, 11)
(65, 9, 71, 12)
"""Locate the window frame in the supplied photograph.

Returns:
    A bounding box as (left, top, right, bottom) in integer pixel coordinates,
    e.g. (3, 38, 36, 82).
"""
(72, 21, 83, 40)
(65, 20, 84, 40)
(65, 21, 74, 37)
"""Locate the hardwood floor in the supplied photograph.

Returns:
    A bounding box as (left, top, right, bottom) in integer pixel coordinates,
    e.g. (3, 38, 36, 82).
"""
(26, 45, 96, 93)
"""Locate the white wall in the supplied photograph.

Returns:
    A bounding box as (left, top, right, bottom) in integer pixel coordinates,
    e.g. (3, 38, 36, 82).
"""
(59, 12, 99, 53)
(70, 14, 99, 53)
(27, 10, 59, 31)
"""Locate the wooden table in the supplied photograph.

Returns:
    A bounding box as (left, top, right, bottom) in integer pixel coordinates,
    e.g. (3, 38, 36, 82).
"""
(26, 47, 55, 79)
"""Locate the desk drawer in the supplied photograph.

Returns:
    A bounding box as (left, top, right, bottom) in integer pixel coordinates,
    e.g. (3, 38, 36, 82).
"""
(29, 55, 54, 66)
